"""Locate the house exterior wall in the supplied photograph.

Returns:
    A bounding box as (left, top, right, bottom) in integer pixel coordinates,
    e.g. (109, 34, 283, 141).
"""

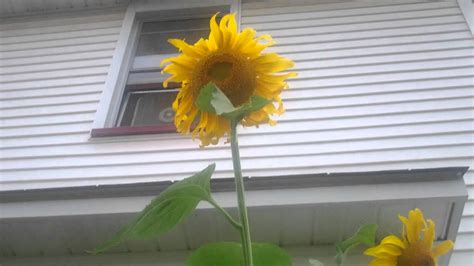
(0, 0, 472, 264)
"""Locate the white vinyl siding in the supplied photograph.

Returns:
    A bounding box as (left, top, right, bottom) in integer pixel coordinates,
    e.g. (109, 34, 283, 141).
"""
(241, 0, 474, 264)
(0, 0, 473, 264)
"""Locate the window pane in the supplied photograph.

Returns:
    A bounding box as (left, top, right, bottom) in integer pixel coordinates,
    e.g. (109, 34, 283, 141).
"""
(136, 29, 209, 56)
(141, 17, 209, 33)
(119, 89, 178, 127)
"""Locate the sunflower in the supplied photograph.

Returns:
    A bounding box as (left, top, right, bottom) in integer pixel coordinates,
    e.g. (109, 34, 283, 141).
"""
(161, 13, 296, 146)
(364, 208, 454, 266)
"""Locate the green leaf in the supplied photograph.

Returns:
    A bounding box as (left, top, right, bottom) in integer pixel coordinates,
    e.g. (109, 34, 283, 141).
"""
(93, 163, 216, 254)
(186, 242, 292, 266)
(223, 95, 270, 121)
(195, 82, 234, 114)
(195, 82, 271, 121)
(334, 224, 377, 266)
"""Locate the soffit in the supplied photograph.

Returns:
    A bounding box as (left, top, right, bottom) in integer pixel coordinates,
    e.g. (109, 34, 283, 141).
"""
(0, 167, 468, 266)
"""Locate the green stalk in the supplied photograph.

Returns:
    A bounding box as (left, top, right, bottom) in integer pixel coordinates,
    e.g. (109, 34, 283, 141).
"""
(230, 120, 253, 266)
(207, 198, 242, 230)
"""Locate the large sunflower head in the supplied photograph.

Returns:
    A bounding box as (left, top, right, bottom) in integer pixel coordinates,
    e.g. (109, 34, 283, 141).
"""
(161, 13, 296, 146)
(364, 208, 454, 266)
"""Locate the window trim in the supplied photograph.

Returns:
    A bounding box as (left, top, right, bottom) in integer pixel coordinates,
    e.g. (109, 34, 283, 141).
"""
(91, 0, 241, 139)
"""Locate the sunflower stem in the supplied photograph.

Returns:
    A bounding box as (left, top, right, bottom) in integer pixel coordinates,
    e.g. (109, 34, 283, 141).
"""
(230, 120, 253, 266)
(207, 198, 242, 230)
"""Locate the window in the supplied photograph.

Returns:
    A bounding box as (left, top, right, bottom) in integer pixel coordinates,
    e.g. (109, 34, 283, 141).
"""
(91, 4, 232, 137)
(116, 16, 212, 128)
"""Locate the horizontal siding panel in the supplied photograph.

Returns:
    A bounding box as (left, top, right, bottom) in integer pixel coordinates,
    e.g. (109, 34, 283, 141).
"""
(0, 11, 124, 32)
(0, 112, 96, 129)
(276, 31, 472, 54)
(264, 16, 466, 38)
(283, 86, 474, 106)
(1, 49, 116, 67)
(283, 80, 472, 100)
(454, 234, 474, 250)
(276, 33, 472, 56)
(241, 0, 435, 16)
(1, 68, 109, 87)
(0, 93, 102, 110)
(450, 251, 474, 265)
(293, 66, 474, 83)
(285, 77, 474, 98)
(282, 93, 474, 113)
(289, 67, 474, 89)
(293, 49, 474, 70)
(0, 101, 99, 119)
(274, 24, 469, 45)
(0, 75, 107, 92)
(2, 133, 473, 171)
(2, 145, 472, 182)
(2, 119, 472, 158)
(458, 216, 474, 234)
(0, 19, 123, 38)
(463, 201, 474, 217)
(0, 58, 113, 75)
(245, 8, 461, 31)
(0, 133, 90, 150)
(250, 119, 473, 137)
(292, 58, 474, 79)
(0, 122, 92, 138)
(1, 43, 117, 60)
(465, 172, 474, 185)
(274, 40, 474, 60)
(0, 66, 110, 83)
(0, 24, 122, 44)
(0, 83, 105, 100)
(242, 1, 457, 23)
(0, 34, 118, 53)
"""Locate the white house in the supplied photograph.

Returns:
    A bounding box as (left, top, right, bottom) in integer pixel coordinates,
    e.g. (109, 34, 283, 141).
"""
(0, 0, 473, 265)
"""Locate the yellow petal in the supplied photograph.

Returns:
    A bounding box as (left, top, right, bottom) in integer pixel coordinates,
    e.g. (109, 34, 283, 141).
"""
(399, 208, 425, 244)
(432, 240, 454, 257)
(364, 244, 403, 258)
(232, 28, 256, 52)
(219, 14, 232, 50)
(253, 53, 295, 73)
(380, 235, 406, 249)
(424, 219, 436, 249)
(168, 39, 204, 58)
(209, 13, 222, 49)
(227, 13, 237, 35)
(368, 258, 397, 266)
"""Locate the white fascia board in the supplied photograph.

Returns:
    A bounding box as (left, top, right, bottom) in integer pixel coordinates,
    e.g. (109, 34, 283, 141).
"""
(0, 178, 466, 219)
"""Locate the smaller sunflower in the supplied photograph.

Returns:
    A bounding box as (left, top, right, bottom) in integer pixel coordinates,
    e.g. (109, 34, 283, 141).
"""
(364, 208, 454, 266)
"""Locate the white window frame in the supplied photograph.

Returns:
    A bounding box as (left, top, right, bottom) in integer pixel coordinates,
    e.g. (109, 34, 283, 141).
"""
(458, 0, 474, 35)
(91, 0, 241, 133)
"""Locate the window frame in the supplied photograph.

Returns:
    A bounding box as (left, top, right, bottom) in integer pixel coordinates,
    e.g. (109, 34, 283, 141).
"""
(91, 0, 241, 139)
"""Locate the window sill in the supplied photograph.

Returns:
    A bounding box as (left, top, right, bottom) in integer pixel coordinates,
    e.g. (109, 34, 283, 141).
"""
(90, 125, 176, 138)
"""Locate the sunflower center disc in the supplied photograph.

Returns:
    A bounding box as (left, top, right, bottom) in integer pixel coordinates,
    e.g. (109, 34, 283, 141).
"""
(397, 242, 435, 266)
(208, 61, 233, 81)
(194, 53, 256, 107)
